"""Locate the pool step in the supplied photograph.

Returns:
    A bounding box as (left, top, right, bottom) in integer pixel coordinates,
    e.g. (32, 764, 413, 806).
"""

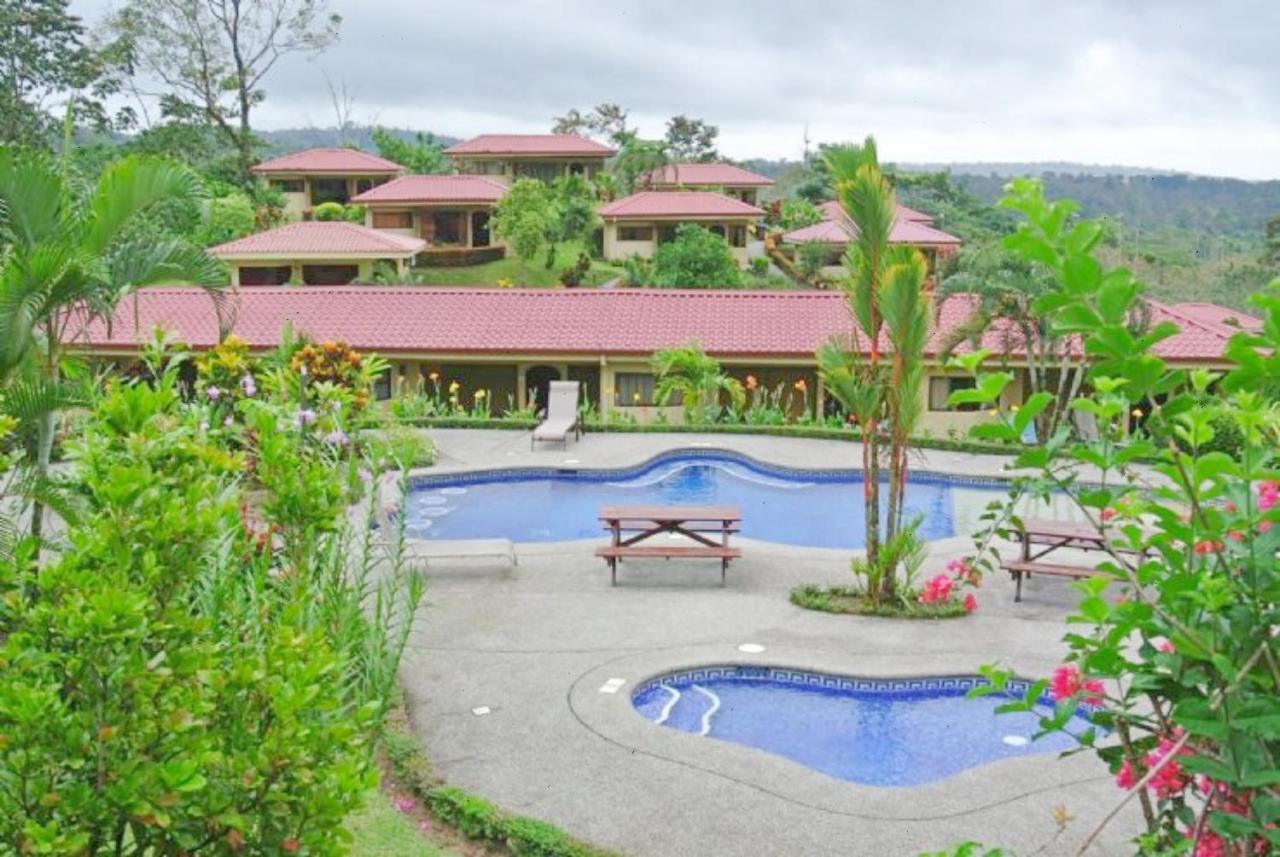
(658, 683, 721, 736)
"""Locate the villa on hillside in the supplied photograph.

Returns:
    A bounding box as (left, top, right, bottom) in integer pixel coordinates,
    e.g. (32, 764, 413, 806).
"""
(641, 163, 774, 205)
(352, 175, 509, 263)
(76, 287, 1253, 432)
(781, 201, 963, 276)
(598, 192, 764, 264)
(208, 222, 425, 285)
(250, 148, 405, 220)
(443, 134, 615, 184)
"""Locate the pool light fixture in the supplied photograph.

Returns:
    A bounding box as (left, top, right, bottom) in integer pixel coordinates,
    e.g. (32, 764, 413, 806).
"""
(1002, 734, 1029, 746)
(471, 706, 492, 716)
(599, 677, 626, 694)
(737, 643, 767, 654)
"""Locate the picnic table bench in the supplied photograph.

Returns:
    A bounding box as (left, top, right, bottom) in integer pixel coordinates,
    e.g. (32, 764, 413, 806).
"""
(596, 505, 742, 587)
(1003, 518, 1149, 601)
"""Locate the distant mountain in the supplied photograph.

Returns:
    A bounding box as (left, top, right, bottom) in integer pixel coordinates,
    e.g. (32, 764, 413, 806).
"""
(896, 161, 1185, 178)
(256, 125, 461, 155)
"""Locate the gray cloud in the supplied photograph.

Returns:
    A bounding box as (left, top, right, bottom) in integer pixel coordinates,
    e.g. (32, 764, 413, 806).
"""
(72, 0, 1280, 177)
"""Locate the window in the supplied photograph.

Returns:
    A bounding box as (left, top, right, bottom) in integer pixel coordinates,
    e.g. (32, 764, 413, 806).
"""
(271, 178, 304, 193)
(618, 225, 654, 242)
(728, 225, 747, 247)
(432, 211, 463, 244)
(515, 161, 563, 183)
(310, 178, 349, 205)
(614, 373, 656, 407)
(373, 368, 392, 401)
(372, 210, 413, 229)
(238, 265, 292, 286)
(709, 224, 727, 238)
(928, 376, 980, 412)
(300, 264, 359, 285)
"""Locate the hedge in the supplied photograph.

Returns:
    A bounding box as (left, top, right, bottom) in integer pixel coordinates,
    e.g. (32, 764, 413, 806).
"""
(380, 705, 622, 857)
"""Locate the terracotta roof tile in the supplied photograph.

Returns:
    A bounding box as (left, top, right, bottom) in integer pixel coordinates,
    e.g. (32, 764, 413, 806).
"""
(599, 191, 764, 219)
(785, 200, 961, 246)
(76, 287, 1249, 365)
(644, 163, 774, 187)
(250, 148, 404, 174)
(444, 134, 615, 156)
(352, 174, 507, 204)
(208, 222, 425, 258)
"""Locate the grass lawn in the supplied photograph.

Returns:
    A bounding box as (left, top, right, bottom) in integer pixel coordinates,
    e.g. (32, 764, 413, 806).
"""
(346, 790, 458, 856)
(411, 240, 621, 288)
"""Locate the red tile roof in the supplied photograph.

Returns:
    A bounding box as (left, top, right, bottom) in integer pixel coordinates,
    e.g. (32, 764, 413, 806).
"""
(250, 148, 404, 174)
(208, 222, 425, 258)
(75, 287, 1248, 364)
(599, 191, 764, 219)
(444, 134, 616, 156)
(352, 174, 507, 205)
(785, 200, 961, 247)
(643, 163, 774, 187)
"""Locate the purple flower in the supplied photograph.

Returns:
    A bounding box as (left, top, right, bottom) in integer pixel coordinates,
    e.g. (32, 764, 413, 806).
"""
(206, 386, 221, 401)
(223, 416, 234, 428)
(393, 796, 415, 814)
(358, 467, 373, 484)
(240, 375, 257, 397)
(293, 408, 317, 428)
(324, 428, 349, 446)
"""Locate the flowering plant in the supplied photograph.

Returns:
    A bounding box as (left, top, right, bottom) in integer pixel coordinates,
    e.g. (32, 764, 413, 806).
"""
(956, 180, 1280, 855)
(916, 558, 980, 613)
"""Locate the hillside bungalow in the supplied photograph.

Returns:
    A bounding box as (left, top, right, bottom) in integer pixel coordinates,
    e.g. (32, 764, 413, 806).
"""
(599, 192, 764, 264)
(782, 201, 962, 277)
(443, 134, 615, 184)
(75, 287, 1254, 434)
(641, 163, 775, 205)
(208, 222, 425, 286)
(352, 175, 508, 263)
(250, 148, 405, 220)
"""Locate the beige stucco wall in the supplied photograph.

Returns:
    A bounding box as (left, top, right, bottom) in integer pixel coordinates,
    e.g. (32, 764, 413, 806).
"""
(228, 257, 411, 286)
(602, 220, 753, 265)
(263, 173, 398, 221)
(446, 155, 608, 185)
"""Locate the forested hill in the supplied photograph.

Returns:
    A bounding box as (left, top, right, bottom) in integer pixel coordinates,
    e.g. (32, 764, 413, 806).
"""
(948, 172, 1280, 237)
(256, 126, 461, 154)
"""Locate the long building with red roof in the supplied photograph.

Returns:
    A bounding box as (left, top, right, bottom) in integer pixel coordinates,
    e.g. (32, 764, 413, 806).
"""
(74, 286, 1254, 432)
(444, 134, 615, 185)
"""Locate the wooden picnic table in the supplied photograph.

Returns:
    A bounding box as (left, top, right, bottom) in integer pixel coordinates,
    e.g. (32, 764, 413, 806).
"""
(596, 505, 742, 587)
(1004, 518, 1149, 602)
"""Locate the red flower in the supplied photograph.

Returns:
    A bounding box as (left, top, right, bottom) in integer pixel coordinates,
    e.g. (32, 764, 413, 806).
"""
(1049, 665, 1105, 706)
(1115, 760, 1138, 789)
(963, 593, 978, 613)
(918, 574, 954, 604)
(282, 839, 300, 853)
(1145, 731, 1192, 799)
(1100, 506, 1117, 522)
(1193, 539, 1223, 555)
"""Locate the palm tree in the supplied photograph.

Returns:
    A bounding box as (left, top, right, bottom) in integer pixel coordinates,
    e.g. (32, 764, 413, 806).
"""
(816, 138, 930, 603)
(0, 147, 223, 543)
(936, 244, 1081, 441)
(652, 341, 745, 424)
(612, 134, 670, 195)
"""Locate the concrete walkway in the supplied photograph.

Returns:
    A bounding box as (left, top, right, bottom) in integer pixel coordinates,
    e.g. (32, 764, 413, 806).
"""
(398, 430, 1141, 856)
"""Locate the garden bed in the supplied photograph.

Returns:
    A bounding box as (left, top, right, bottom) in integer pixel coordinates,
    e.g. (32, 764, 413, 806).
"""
(790, 584, 971, 619)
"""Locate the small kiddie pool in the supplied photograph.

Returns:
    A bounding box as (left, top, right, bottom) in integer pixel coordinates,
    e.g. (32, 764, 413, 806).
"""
(631, 666, 1091, 787)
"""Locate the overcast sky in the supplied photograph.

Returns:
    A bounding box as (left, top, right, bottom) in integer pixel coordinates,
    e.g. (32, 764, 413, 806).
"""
(72, 0, 1280, 179)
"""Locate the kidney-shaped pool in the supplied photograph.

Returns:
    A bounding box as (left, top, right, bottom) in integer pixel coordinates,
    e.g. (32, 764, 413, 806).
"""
(631, 665, 1092, 787)
(402, 450, 1053, 549)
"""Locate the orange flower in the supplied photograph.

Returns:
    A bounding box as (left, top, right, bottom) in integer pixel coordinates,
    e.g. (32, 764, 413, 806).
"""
(793, 378, 807, 392)
(745, 374, 758, 391)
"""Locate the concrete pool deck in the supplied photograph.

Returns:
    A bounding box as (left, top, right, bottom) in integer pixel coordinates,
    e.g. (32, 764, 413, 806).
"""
(397, 430, 1143, 856)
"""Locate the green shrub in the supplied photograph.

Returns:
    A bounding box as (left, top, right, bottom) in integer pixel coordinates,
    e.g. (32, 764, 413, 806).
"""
(749, 255, 769, 276)
(778, 198, 823, 230)
(312, 200, 347, 221)
(648, 223, 740, 288)
(200, 192, 256, 246)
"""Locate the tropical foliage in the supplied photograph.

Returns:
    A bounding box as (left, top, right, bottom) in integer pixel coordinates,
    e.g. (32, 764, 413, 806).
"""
(816, 137, 931, 606)
(651, 341, 745, 423)
(648, 223, 741, 288)
(952, 181, 1280, 856)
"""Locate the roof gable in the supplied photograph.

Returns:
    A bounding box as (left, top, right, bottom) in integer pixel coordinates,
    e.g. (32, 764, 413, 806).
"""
(598, 191, 764, 219)
(645, 163, 774, 187)
(444, 134, 616, 156)
(250, 148, 404, 174)
(352, 174, 508, 204)
(208, 222, 425, 258)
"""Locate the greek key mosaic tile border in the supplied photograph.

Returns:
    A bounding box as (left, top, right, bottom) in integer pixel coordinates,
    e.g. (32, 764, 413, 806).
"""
(632, 665, 1034, 699)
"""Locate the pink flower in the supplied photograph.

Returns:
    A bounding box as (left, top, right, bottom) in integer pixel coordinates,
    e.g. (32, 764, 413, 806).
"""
(393, 795, 415, 814)
(1258, 481, 1279, 512)
(1227, 529, 1245, 543)
(918, 574, 954, 604)
(1188, 829, 1226, 857)
(1156, 639, 1175, 653)
(1115, 760, 1138, 789)
(1260, 520, 1274, 534)
(1193, 539, 1223, 555)
(963, 593, 978, 613)
(1049, 665, 1105, 705)
(1100, 507, 1116, 522)
(1145, 732, 1191, 799)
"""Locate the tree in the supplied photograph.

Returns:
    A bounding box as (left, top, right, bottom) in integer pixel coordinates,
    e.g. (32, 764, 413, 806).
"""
(0, 0, 128, 147)
(648, 224, 740, 288)
(0, 147, 223, 543)
(372, 127, 447, 174)
(652, 341, 745, 423)
(491, 178, 555, 279)
(552, 102, 633, 144)
(612, 134, 669, 194)
(936, 241, 1085, 440)
(778, 198, 823, 230)
(1265, 213, 1280, 269)
(664, 115, 719, 162)
(550, 173, 596, 246)
(110, 0, 341, 181)
(795, 240, 833, 282)
(816, 138, 931, 605)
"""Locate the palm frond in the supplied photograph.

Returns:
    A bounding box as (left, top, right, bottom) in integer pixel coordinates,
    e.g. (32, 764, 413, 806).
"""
(83, 155, 208, 256)
(0, 147, 65, 248)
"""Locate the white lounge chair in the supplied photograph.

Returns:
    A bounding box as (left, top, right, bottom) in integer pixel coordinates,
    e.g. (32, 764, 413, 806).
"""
(532, 380, 582, 449)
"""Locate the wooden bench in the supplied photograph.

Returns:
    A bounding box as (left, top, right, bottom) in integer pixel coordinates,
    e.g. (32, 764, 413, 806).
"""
(1002, 559, 1105, 602)
(595, 545, 742, 587)
(403, 538, 517, 571)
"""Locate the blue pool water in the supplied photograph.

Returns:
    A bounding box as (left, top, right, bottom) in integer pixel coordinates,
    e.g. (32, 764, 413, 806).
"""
(631, 666, 1089, 787)
(404, 451, 1014, 548)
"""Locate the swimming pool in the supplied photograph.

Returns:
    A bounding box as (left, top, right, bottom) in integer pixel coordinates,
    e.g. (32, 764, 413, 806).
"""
(402, 450, 1050, 548)
(631, 666, 1089, 787)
